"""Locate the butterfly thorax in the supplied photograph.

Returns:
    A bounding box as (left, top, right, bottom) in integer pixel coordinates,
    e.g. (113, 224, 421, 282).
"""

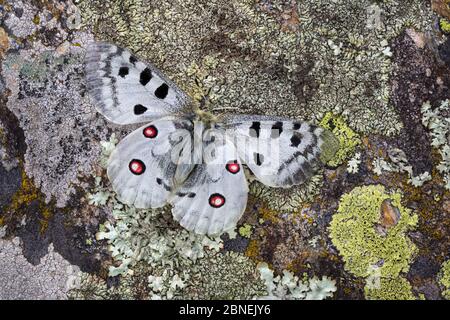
(193, 107, 219, 128)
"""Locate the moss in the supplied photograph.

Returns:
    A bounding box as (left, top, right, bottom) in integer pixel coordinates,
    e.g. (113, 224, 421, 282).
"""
(364, 277, 416, 300)
(329, 185, 418, 279)
(438, 260, 450, 299)
(319, 112, 361, 167)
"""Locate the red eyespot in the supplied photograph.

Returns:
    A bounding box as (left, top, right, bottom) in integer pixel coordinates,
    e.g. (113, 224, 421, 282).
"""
(209, 193, 225, 208)
(226, 161, 240, 174)
(143, 125, 158, 138)
(129, 159, 146, 175)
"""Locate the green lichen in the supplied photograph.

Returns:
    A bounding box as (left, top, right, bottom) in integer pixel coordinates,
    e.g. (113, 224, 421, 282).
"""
(238, 223, 253, 238)
(76, 0, 434, 135)
(440, 18, 450, 34)
(364, 277, 416, 300)
(329, 185, 418, 278)
(319, 112, 361, 167)
(438, 260, 450, 300)
(329, 185, 419, 299)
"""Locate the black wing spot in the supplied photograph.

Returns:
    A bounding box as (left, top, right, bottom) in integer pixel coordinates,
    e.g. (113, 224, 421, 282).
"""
(290, 132, 303, 147)
(134, 104, 148, 115)
(118, 66, 129, 78)
(156, 178, 172, 191)
(304, 144, 315, 156)
(188, 193, 196, 198)
(155, 83, 169, 99)
(140, 67, 152, 86)
(254, 152, 264, 166)
(293, 122, 301, 130)
(129, 55, 137, 65)
(249, 121, 261, 138)
(271, 121, 283, 138)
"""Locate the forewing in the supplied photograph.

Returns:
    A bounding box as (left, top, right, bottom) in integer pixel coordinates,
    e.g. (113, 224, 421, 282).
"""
(223, 114, 339, 188)
(169, 129, 248, 235)
(108, 118, 193, 208)
(85, 42, 191, 124)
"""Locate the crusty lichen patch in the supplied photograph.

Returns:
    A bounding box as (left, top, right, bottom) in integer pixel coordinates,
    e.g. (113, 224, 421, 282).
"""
(329, 185, 419, 299)
(438, 260, 450, 299)
(77, 0, 434, 135)
(329, 185, 418, 278)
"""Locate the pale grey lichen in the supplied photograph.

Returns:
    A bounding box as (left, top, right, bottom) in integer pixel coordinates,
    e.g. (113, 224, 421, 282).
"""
(257, 262, 336, 300)
(184, 251, 267, 299)
(421, 100, 450, 190)
(2, 31, 114, 206)
(0, 122, 19, 171)
(372, 148, 432, 187)
(347, 152, 361, 174)
(0, 237, 82, 299)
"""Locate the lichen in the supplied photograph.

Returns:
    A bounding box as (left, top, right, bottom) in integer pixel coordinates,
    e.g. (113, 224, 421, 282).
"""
(319, 112, 361, 167)
(238, 223, 253, 238)
(421, 100, 450, 190)
(2, 30, 110, 207)
(364, 276, 416, 300)
(185, 251, 266, 299)
(76, 0, 434, 135)
(329, 185, 418, 278)
(371, 148, 432, 187)
(347, 152, 361, 174)
(249, 174, 323, 212)
(438, 260, 450, 300)
(440, 18, 450, 34)
(257, 262, 336, 300)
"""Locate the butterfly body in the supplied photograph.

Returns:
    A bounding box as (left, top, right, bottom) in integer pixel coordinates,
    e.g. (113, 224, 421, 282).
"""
(86, 42, 338, 235)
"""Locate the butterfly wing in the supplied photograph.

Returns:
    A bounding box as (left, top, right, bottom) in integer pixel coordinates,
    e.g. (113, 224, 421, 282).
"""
(85, 42, 191, 125)
(107, 118, 194, 208)
(169, 128, 248, 235)
(223, 115, 339, 188)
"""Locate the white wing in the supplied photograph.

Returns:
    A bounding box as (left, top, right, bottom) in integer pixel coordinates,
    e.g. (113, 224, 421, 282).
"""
(85, 42, 191, 125)
(108, 118, 193, 208)
(169, 128, 248, 235)
(223, 115, 339, 188)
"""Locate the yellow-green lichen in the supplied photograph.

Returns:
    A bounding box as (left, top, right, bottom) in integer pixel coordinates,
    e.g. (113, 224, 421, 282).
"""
(329, 185, 419, 300)
(238, 223, 253, 238)
(319, 112, 361, 167)
(2, 166, 54, 233)
(329, 185, 418, 278)
(364, 277, 416, 300)
(440, 18, 450, 33)
(438, 260, 450, 299)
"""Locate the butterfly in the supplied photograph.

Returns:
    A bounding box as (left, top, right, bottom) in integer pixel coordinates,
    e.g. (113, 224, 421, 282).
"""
(85, 42, 338, 236)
